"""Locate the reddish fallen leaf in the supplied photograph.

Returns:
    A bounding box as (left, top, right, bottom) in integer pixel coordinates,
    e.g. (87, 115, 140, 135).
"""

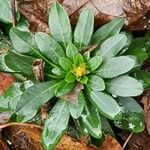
(0, 72, 14, 96)
(0, 123, 122, 150)
(17, 0, 150, 32)
(141, 91, 150, 135)
(99, 135, 122, 150)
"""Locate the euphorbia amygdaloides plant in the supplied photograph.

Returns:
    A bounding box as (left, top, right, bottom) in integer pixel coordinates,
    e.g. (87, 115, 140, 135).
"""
(0, 2, 145, 150)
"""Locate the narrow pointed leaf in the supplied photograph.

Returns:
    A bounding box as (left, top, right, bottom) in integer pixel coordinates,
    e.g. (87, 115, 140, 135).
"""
(59, 57, 72, 71)
(15, 80, 58, 122)
(35, 32, 65, 64)
(114, 97, 145, 132)
(48, 2, 72, 47)
(106, 76, 144, 97)
(89, 90, 121, 119)
(92, 18, 125, 44)
(87, 56, 102, 72)
(87, 75, 105, 91)
(42, 100, 70, 150)
(96, 56, 136, 78)
(74, 9, 94, 48)
(81, 103, 102, 139)
(95, 34, 127, 60)
(66, 43, 78, 61)
(69, 92, 85, 119)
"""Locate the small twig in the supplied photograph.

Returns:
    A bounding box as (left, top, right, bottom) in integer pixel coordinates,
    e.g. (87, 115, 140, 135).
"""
(122, 132, 133, 150)
(80, 44, 98, 54)
(10, 0, 17, 27)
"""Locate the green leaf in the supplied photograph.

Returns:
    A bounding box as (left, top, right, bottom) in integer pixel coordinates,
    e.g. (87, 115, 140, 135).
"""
(73, 53, 84, 65)
(66, 43, 78, 61)
(65, 72, 76, 83)
(0, 83, 23, 112)
(114, 97, 145, 132)
(80, 76, 88, 84)
(95, 34, 127, 60)
(48, 2, 72, 47)
(74, 9, 94, 48)
(88, 90, 121, 119)
(69, 92, 85, 119)
(16, 16, 30, 32)
(87, 56, 102, 72)
(125, 37, 149, 63)
(59, 57, 72, 71)
(42, 100, 70, 150)
(0, 0, 12, 23)
(87, 75, 105, 91)
(0, 54, 15, 72)
(0, 81, 33, 113)
(5, 51, 35, 80)
(134, 70, 150, 89)
(100, 115, 115, 137)
(81, 103, 102, 139)
(9, 28, 54, 66)
(15, 80, 58, 122)
(83, 51, 90, 62)
(92, 18, 124, 44)
(96, 56, 136, 78)
(9, 28, 37, 55)
(52, 67, 66, 77)
(35, 32, 65, 64)
(106, 76, 144, 97)
(55, 81, 75, 97)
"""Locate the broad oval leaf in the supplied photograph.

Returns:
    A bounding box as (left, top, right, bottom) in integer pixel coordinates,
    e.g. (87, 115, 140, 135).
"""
(5, 51, 35, 80)
(81, 103, 102, 139)
(0, 0, 12, 23)
(89, 90, 121, 119)
(92, 18, 125, 44)
(106, 76, 144, 97)
(59, 57, 72, 71)
(69, 91, 85, 119)
(87, 75, 105, 91)
(74, 9, 94, 48)
(48, 2, 72, 47)
(87, 56, 102, 72)
(15, 80, 58, 122)
(55, 81, 75, 97)
(66, 43, 78, 61)
(95, 34, 127, 60)
(96, 56, 136, 78)
(114, 97, 145, 132)
(35, 32, 65, 64)
(42, 100, 70, 150)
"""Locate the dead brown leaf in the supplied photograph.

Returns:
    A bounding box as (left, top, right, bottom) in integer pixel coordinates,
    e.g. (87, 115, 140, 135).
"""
(0, 123, 122, 150)
(17, 0, 150, 32)
(99, 135, 122, 150)
(141, 91, 150, 135)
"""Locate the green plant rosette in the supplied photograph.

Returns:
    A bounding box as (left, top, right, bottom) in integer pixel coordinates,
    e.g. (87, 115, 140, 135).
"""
(0, 2, 145, 150)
